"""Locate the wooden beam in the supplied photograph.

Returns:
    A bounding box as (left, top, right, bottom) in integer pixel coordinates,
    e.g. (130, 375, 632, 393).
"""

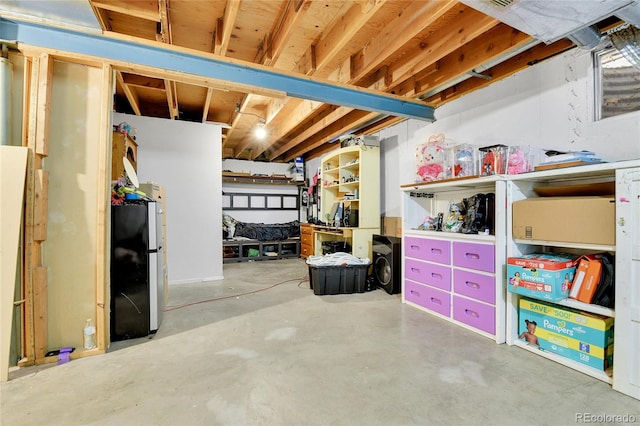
(90, 4, 111, 32)
(33, 170, 48, 242)
(120, 73, 165, 91)
(273, 105, 354, 160)
(35, 54, 52, 156)
(423, 39, 574, 107)
(20, 56, 38, 366)
(274, 20, 533, 160)
(20, 52, 52, 364)
(349, 0, 459, 82)
(413, 25, 533, 97)
(110, 62, 286, 99)
(90, 0, 160, 22)
(386, 10, 498, 88)
(33, 267, 47, 360)
(260, 0, 310, 66)
(202, 87, 214, 122)
(164, 79, 179, 119)
(282, 110, 376, 162)
(215, 0, 240, 56)
(157, 0, 172, 44)
(95, 64, 113, 351)
(116, 71, 142, 115)
(300, 0, 386, 74)
(213, 18, 223, 54)
(264, 2, 458, 160)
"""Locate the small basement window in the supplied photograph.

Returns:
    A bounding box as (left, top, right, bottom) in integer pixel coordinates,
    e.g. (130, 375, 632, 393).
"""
(594, 46, 640, 120)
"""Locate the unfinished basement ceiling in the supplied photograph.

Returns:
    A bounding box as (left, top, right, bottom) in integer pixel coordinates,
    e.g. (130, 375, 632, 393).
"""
(0, 0, 632, 162)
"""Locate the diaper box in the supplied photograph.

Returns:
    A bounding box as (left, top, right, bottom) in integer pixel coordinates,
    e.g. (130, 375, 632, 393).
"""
(507, 253, 579, 302)
(519, 298, 614, 370)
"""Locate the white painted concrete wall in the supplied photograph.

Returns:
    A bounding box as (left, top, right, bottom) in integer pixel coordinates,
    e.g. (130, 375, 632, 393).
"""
(374, 48, 640, 216)
(113, 112, 223, 284)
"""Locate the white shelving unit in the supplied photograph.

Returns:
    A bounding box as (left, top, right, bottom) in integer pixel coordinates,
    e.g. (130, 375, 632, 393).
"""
(401, 175, 507, 344)
(504, 160, 640, 399)
(400, 159, 640, 400)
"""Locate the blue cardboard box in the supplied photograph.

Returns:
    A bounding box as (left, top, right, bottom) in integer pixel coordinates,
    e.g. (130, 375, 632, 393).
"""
(507, 253, 579, 302)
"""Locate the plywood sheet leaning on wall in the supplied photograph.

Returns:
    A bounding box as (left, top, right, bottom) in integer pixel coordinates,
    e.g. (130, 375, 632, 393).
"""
(0, 146, 28, 381)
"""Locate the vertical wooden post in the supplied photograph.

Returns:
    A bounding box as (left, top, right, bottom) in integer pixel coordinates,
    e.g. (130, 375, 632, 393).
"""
(95, 64, 113, 349)
(20, 53, 52, 364)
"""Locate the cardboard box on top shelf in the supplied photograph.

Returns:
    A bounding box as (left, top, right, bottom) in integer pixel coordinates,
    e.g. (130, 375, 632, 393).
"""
(381, 216, 402, 238)
(512, 196, 615, 246)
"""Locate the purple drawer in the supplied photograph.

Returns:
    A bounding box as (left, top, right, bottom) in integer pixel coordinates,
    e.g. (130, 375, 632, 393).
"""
(405, 280, 450, 317)
(453, 269, 495, 304)
(452, 242, 495, 273)
(452, 296, 495, 335)
(405, 258, 451, 291)
(405, 237, 450, 265)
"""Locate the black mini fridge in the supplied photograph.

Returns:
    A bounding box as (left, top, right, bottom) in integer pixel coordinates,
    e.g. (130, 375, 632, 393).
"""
(110, 201, 164, 341)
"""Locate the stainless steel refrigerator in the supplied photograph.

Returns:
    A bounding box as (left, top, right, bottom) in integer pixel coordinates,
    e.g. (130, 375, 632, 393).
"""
(110, 201, 164, 341)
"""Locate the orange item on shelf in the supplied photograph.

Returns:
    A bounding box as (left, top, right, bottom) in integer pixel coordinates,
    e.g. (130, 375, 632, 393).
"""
(570, 255, 603, 304)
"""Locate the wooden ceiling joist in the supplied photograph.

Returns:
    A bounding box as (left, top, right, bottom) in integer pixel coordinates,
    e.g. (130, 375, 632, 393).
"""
(90, 0, 159, 22)
(116, 71, 142, 116)
(13, 1, 600, 162)
(215, 0, 240, 56)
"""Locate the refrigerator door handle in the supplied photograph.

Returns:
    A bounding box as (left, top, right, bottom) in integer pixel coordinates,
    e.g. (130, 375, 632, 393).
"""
(147, 201, 158, 250)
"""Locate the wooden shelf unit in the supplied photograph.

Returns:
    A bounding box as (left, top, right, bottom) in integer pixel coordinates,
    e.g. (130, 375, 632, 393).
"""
(111, 131, 138, 180)
(318, 145, 380, 259)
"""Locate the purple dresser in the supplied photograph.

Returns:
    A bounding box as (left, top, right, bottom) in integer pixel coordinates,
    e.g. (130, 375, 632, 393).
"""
(403, 235, 497, 339)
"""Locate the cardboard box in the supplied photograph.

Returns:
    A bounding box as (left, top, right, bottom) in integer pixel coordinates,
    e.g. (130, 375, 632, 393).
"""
(381, 216, 402, 238)
(507, 253, 579, 302)
(512, 196, 615, 246)
(569, 254, 603, 304)
(519, 298, 614, 370)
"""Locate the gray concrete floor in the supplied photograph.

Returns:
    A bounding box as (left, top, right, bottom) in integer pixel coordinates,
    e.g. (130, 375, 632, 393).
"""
(1, 258, 638, 426)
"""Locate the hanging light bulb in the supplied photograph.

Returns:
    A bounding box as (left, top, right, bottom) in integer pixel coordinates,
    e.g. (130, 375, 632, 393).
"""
(255, 122, 267, 139)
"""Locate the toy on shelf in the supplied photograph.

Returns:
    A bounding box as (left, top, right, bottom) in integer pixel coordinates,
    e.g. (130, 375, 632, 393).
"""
(507, 145, 545, 175)
(507, 146, 529, 175)
(452, 143, 478, 177)
(443, 202, 466, 233)
(415, 133, 448, 182)
(479, 144, 508, 175)
(115, 122, 136, 139)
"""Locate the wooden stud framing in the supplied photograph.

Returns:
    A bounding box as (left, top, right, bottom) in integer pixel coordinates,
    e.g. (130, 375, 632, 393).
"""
(20, 53, 52, 365)
(95, 64, 113, 352)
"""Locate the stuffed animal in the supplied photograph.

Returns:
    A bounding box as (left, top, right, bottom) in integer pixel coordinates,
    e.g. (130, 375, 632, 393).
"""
(507, 147, 530, 175)
(453, 146, 476, 177)
(415, 133, 447, 182)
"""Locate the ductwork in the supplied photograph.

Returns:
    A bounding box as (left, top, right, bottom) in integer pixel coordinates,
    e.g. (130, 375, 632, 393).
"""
(567, 25, 603, 50)
(460, 0, 636, 44)
(616, 1, 640, 26)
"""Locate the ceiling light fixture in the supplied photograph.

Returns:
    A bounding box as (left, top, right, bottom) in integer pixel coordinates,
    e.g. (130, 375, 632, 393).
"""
(235, 102, 267, 139)
(255, 123, 267, 140)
